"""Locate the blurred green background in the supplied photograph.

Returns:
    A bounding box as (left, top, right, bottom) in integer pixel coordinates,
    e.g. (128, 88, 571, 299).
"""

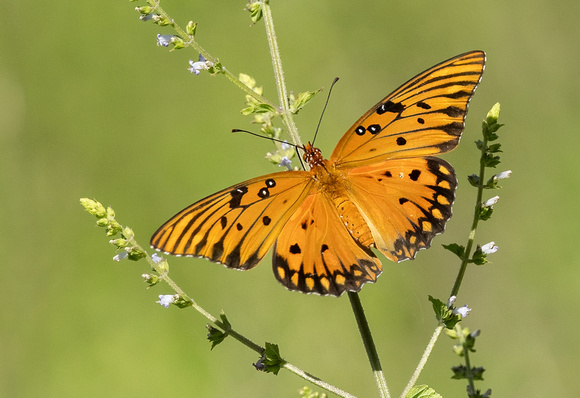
(2, 1, 578, 397)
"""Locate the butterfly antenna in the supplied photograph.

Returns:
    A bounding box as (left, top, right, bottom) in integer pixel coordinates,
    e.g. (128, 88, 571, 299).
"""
(311, 77, 340, 146)
(231, 129, 300, 148)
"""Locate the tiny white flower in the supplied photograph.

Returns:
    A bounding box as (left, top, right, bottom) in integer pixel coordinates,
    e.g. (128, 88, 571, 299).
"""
(481, 241, 498, 254)
(113, 251, 128, 261)
(278, 156, 292, 170)
(447, 295, 457, 308)
(280, 140, 290, 151)
(156, 34, 173, 47)
(151, 253, 163, 264)
(188, 54, 212, 75)
(140, 14, 155, 22)
(157, 294, 175, 308)
(496, 170, 512, 180)
(484, 196, 500, 207)
(453, 305, 471, 318)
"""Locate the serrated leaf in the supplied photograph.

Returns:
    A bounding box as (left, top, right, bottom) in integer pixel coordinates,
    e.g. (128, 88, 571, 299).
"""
(443, 243, 465, 259)
(405, 384, 442, 398)
(260, 342, 286, 375)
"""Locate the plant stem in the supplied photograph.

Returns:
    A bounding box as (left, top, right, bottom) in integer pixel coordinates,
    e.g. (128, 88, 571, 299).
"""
(137, 243, 355, 397)
(260, 1, 303, 152)
(400, 325, 444, 398)
(450, 134, 489, 298)
(348, 292, 390, 398)
(151, 1, 275, 107)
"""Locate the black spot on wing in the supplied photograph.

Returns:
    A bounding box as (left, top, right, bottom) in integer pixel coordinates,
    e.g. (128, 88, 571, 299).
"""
(229, 186, 248, 208)
(377, 100, 405, 115)
(396, 137, 407, 146)
(409, 169, 421, 181)
(290, 243, 301, 254)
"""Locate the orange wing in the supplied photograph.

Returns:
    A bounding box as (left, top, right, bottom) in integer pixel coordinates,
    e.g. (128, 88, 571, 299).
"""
(272, 193, 382, 296)
(150, 171, 313, 269)
(345, 157, 457, 262)
(331, 51, 485, 167)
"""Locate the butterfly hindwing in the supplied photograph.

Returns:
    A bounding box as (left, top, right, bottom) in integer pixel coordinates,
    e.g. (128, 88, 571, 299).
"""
(345, 156, 457, 262)
(150, 171, 313, 269)
(331, 51, 485, 167)
(273, 193, 382, 296)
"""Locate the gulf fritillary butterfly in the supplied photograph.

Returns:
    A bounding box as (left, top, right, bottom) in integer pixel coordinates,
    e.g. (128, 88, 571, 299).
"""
(151, 51, 486, 296)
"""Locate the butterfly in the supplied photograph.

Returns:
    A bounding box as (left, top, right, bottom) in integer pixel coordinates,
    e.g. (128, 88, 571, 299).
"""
(151, 51, 486, 296)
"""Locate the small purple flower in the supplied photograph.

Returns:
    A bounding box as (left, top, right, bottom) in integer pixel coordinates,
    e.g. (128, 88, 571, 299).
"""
(188, 54, 211, 75)
(453, 305, 471, 318)
(157, 294, 175, 308)
(156, 34, 173, 47)
(278, 156, 292, 170)
(151, 253, 163, 264)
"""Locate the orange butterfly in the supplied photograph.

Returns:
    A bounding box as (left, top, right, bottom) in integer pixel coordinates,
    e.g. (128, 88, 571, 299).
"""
(151, 51, 486, 296)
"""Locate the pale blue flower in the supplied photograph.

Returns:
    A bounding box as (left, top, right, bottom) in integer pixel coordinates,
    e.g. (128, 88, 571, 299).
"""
(484, 196, 500, 207)
(481, 241, 498, 254)
(279, 156, 292, 170)
(156, 34, 173, 47)
(157, 294, 175, 308)
(496, 170, 512, 180)
(113, 251, 128, 261)
(453, 305, 471, 318)
(188, 54, 211, 75)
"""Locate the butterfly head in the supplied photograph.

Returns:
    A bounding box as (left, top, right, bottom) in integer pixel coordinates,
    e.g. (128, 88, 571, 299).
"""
(303, 142, 324, 169)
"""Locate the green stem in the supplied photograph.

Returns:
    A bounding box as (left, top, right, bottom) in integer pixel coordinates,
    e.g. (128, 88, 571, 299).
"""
(130, 240, 355, 397)
(400, 326, 444, 398)
(151, 1, 275, 107)
(456, 325, 477, 393)
(348, 292, 390, 398)
(450, 134, 488, 298)
(260, 1, 303, 151)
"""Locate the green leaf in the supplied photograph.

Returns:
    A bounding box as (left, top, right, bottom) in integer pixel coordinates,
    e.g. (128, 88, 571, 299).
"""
(442, 243, 465, 259)
(467, 174, 480, 187)
(405, 384, 442, 398)
(261, 342, 286, 375)
(289, 89, 321, 114)
(478, 205, 494, 221)
(471, 246, 489, 265)
(487, 143, 502, 153)
(481, 153, 501, 168)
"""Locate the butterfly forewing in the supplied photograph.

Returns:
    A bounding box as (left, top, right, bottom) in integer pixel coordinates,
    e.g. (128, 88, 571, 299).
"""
(346, 157, 457, 262)
(151, 171, 313, 269)
(331, 51, 485, 167)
